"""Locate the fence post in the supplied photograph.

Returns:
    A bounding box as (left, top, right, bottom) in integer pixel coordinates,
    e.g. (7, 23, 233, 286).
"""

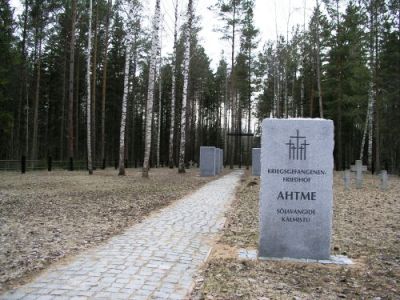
(47, 156, 52, 172)
(21, 155, 26, 174)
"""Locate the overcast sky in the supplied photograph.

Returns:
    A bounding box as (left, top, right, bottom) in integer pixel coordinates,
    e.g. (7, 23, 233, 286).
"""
(10, 0, 313, 69)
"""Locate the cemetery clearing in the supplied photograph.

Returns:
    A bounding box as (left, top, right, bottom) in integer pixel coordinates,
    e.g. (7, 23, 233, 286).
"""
(191, 171, 400, 299)
(0, 168, 217, 293)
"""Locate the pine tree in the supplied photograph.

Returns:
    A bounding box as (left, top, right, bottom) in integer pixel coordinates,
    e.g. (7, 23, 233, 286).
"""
(87, 0, 94, 175)
(68, 0, 77, 170)
(0, 0, 18, 159)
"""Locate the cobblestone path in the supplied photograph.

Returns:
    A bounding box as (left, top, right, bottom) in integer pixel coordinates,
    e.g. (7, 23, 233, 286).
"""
(1, 171, 242, 300)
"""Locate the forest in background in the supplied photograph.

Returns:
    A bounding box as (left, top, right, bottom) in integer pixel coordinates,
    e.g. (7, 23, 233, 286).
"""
(0, 0, 399, 175)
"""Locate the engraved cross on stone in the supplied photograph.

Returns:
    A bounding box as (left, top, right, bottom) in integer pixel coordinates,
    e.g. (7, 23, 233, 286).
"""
(286, 130, 309, 160)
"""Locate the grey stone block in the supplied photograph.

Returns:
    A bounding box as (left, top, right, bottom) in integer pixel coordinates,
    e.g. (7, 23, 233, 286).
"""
(259, 118, 334, 260)
(380, 170, 388, 190)
(200, 147, 216, 176)
(355, 160, 363, 189)
(252, 148, 261, 176)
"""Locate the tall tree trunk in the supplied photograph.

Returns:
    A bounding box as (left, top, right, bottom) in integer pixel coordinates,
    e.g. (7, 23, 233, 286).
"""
(101, 0, 112, 166)
(142, 0, 161, 178)
(373, 3, 381, 173)
(360, 82, 372, 162)
(238, 101, 242, 168)
(60, 54, 67, 160)
(337, 90, 343, 170)
(87, 0, 93, 175)
(229, 1, 237, 169)
(91, 1, 99, 167)
(335, 0, 343, 170)
(68, 0, 77, 167)
(156, 35, 162, 168)
(223, 74, 228, 165)
(168, 0, 178, 168)
(309, 87, 314, 117)
(118, 44, 131, 176)
(247, 46, 252, 169)
(130, 28, 139, 166)
(31, 27, 43, 161)
(178, 0, 194, 173)
(300, 75, 304, 117)
(291, 68, 296, 117)
(75, 44, 80, 157)
(367, 0, 376, 171)
(315, 0, 324, 118)
(300, 3, 306, 118)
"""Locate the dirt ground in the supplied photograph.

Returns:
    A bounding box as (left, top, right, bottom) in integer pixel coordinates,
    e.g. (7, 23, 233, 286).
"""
(0, 167, 215, 293)
(191, 172, 400, 300)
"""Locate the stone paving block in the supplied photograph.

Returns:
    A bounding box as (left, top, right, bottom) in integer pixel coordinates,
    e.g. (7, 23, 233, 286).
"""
(35, 296, 54, 300)
(0, 292, 26, 300)
(75, 290, 95, 297)
(20, 295, 39, 300)
(50, 289, 67, 296)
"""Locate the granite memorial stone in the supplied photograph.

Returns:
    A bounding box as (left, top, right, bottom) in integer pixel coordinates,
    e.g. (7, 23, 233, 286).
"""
(200, 146, 216, 176)
(252, 148, 261, 176)
(259, 118, 334, 260)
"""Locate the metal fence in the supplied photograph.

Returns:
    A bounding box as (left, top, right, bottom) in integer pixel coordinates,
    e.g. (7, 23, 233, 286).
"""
(0, 158, 146, 173)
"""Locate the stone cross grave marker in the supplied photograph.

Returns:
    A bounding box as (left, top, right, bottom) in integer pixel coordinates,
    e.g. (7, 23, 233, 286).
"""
(259, 118, 334, 260)
(350, 164, 367, 172)
(252, 148, 261, 176)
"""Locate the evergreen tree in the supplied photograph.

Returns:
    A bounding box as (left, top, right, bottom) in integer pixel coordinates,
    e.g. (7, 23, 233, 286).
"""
(0, 0, 18, 159)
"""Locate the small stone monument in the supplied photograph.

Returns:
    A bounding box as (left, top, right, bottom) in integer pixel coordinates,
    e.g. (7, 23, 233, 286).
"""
(355, 160, 363, 189)
(379, 170, 388, 190)
(259, 118, 334, 260)
(200, 146, 216, 177)
(252, 148, 261, 176)
(343, 170, 351, 191)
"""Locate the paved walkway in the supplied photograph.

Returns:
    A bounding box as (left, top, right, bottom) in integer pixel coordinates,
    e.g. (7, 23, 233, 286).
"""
(1, 171, 242, 300)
